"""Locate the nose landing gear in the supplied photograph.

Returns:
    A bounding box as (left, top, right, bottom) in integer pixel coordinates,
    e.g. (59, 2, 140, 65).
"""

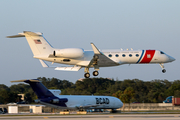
(162, 69, 166, 73)
(159, 63, 166, 73)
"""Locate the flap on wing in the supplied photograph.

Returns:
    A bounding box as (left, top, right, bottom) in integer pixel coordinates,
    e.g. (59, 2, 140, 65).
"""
(55, 66, 81, 71)
(97, 54, 119, 66)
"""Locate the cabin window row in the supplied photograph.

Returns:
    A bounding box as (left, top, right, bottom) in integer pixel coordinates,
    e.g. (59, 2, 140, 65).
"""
(108, 54, 139, 57)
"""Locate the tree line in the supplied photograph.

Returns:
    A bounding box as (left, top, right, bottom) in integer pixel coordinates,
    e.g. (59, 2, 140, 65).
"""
(0, 77, 180, 104)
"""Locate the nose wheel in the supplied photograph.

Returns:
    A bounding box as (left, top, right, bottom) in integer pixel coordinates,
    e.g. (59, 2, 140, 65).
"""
(159, 63, 166, 73)
(162, 69, 166, 73)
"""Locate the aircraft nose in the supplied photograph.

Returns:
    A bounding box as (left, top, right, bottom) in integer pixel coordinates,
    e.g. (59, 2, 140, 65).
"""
(116, 98, 123, 108)
(168, 56, 175, 62)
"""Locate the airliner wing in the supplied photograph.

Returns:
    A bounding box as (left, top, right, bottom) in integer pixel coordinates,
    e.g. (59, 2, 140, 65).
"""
(77, 104, 102, 109)
(39, 59, 81, 71)
(55, 66, 81, 71)
(89, 43, 119, 67)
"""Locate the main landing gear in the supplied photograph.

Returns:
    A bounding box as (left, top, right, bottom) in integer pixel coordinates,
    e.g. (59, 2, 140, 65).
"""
(93, 71, 99, 76)
(159, 63, 166, 73)
(84, 68, 99, 78)
(84, 73, 90, 78)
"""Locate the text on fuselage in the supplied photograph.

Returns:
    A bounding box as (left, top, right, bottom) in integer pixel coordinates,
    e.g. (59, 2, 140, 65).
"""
(96, 98, 109, 104)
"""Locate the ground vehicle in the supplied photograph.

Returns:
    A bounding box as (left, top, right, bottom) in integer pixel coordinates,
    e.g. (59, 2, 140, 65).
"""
(0, 107, 8, 114)
(163, 96, 172, 103)
(17, 101, 26, 104)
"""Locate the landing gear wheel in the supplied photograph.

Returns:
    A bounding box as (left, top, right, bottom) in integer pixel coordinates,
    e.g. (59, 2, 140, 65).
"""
(93, 71, 99, 76)
(162, 69, 166, 73)
(84, 73, 90, 78)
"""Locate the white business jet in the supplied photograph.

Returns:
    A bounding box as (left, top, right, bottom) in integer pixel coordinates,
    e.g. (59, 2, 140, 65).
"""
(7, 31, 175, 78)
(11, 79, 123, 111)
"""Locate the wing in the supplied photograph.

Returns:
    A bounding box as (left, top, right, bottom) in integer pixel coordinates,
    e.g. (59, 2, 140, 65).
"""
(76, 104, 102, 109)
(55, 66, 81, 71)
(39, 59, 81, 71)
(88, 43, 119, 68)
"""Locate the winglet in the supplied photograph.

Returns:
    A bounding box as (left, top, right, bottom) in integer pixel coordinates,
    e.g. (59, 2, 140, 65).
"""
(91, 43, 101, 54)
(39, 59, 49, 68)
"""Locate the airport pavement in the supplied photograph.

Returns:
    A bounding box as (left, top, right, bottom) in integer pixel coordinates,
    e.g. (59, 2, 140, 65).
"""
(0, 114, 180, 120)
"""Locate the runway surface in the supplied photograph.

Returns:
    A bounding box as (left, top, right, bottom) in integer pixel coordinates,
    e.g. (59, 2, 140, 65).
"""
(0, 114, 180, 120)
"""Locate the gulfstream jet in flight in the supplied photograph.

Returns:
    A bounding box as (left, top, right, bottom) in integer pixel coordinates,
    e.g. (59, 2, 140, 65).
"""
(11, 79, 123, 111)
(7, 31, 175, 78)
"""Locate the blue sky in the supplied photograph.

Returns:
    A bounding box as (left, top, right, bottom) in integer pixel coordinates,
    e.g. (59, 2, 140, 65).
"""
(0, 0, 179, 86)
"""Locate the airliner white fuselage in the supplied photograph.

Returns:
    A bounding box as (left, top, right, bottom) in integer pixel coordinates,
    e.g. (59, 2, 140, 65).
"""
(11, 79, 123, 111)
(7, 31, 175, 78)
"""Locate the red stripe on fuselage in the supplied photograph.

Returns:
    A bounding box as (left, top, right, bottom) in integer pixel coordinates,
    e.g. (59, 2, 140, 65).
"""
(140, 50, 155, 63)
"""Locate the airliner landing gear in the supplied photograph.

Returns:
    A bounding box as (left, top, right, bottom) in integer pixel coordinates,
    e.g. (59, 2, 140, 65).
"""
(162, 69, 166, 73)
(84, 73, 90, 78)
(84, 68, 99, 78)
(159, 63, 166, 73)
(93, 71, 99, 76)
(84, 67, 90, 78)
(110, 109, 118, 113)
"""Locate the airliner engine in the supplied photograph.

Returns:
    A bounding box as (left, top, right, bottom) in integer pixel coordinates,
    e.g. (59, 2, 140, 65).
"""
(49, 90, 61, 96)
(53, 48, 84, 58)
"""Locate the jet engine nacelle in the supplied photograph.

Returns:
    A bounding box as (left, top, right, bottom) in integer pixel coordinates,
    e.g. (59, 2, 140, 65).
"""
(50, 98, 68, 103)
(49, 89, 61, 96)
(53, 48, 84, 58)
(50, 99, 59, 103)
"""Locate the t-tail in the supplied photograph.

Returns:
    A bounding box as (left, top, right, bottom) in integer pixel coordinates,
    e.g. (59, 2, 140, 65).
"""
(11, 79, 68, 107)
(7, 31, 53, 56)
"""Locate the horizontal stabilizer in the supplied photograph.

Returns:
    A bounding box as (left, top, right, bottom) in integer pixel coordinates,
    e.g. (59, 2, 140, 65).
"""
(6, 31, 42, 38)
(11, 79, 39, 83)
(23, 31, 42, 36)
(6, 34, 25, 38)
(55, 66, 81, 71)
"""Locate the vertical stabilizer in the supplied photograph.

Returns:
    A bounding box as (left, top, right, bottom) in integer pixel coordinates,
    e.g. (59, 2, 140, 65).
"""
(7, 31, 53, 56)
(11, 79, 54, 99)
(24, 31, 53, 56)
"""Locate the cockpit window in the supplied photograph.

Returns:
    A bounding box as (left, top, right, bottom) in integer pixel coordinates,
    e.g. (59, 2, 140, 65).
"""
(160, 51, 165, 54)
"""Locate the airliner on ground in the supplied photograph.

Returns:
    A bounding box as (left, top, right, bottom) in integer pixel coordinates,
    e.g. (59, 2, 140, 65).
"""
(11, 79, 123, 111)
(7, 31, 175, 78)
